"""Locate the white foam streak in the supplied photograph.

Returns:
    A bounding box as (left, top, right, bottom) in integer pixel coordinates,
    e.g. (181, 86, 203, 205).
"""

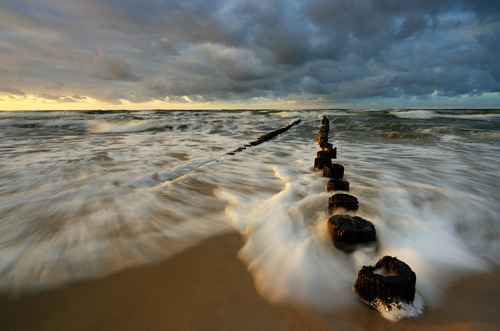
(376, 219, 488, 305)
(214, 149, 371, 310)
(222, 181, 356, 308)
(216, 121, 499, 317)
(0, 183, 232, 293)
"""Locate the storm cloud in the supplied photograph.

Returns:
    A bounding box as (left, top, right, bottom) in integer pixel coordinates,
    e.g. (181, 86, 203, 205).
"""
(0, 0, 499, 107)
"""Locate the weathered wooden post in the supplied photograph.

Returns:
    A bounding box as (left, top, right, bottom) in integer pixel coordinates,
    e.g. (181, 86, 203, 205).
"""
(354, 256, 417, 305)
(327, 215, 376, 252)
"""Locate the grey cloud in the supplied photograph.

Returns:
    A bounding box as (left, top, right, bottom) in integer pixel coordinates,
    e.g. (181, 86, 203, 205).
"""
(394, 15, 433, 39)
(1, 87, 26, 95)
(90, 89, 126, 105)
(0, 0, 499, 106)
(79, 49, 142, 82)
(44, 81, 65, 91)
(156, 39, 178, 55)
(463, 0, 500, 22)
(206, 45, 274, 81)
(473, 25, 500, 83)
(38, 93, 87, 103)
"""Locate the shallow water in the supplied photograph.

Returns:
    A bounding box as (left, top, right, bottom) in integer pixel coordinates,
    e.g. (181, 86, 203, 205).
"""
(1, 109, 499, 316)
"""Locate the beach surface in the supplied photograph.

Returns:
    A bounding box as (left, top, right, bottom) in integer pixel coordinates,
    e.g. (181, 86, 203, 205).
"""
(1, 232, 499, 331)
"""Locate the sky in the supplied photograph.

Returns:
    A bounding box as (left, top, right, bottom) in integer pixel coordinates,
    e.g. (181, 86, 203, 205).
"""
(1, 0, 499, 110)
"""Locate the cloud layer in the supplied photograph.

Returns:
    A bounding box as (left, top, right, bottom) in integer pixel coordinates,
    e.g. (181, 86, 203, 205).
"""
(1, 0, 499, 107)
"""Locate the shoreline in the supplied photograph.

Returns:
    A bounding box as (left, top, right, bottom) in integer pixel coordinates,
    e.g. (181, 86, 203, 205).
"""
(0, 233, 333, 330)
(1, 233, 499, 330)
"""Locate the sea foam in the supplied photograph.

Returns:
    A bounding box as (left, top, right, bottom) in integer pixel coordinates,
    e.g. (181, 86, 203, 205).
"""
(0, 109, 498, 319)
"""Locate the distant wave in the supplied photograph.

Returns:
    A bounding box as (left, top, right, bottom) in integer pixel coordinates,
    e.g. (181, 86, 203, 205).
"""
(0, 119, 86, 131)
(389, 109, 500, 120)
(86, 119, 173, 133)
(439, 113, 500, 120)
(389, 109, 436, 119)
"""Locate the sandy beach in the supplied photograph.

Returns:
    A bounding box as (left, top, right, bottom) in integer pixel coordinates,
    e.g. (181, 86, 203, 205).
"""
(1, 232, 499, 330)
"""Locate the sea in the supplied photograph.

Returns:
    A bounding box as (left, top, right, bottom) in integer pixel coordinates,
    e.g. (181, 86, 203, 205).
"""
(1, 108, 499, 320)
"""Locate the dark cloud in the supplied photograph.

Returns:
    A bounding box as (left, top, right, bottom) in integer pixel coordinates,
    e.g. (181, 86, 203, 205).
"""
(78, 48, 143, 82)
(1, 87, 26, 96)
(0, 0, 499, 107)
(394, 15, 432, 40)
(206, 45, 274, 81)
(44, 81, 65, 91)
(38, 93, 74, 102)
(37, 93, 88, 103)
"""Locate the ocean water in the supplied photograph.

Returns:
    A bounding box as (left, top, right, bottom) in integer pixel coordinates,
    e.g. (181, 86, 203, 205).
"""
(1, 109, 499, 318)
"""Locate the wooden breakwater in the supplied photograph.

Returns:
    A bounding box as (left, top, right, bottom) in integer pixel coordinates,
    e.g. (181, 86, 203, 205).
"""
(227, 119, 301, 155)
(314, 115, 417, 309)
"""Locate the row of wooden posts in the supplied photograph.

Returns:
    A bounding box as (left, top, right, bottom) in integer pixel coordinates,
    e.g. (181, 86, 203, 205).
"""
(223, 116, 417, 309)
(227, 119, 301, 155)
(314, 115, 417, 308)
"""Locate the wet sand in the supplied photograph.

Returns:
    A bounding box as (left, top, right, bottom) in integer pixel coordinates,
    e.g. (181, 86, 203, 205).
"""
(1, 233, 499, 330)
